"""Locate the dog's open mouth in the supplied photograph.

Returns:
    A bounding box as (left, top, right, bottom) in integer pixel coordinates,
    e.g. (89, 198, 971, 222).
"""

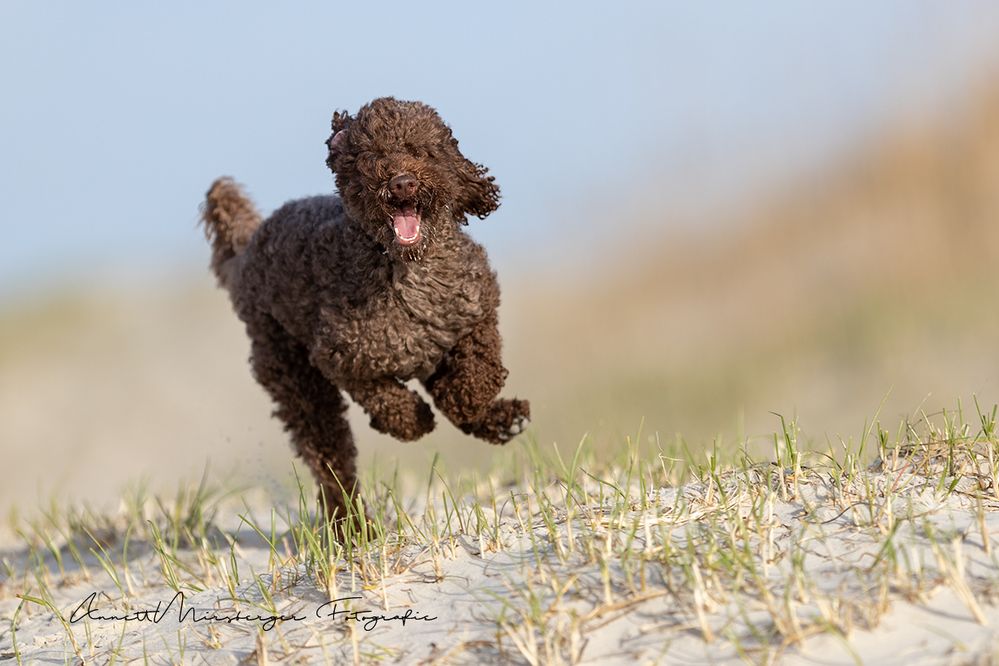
(390, 206, 422, 246)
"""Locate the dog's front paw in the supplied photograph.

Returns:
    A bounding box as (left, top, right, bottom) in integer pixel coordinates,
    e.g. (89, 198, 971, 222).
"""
(370, 396, 436, 441)
(463, 398, 530, 444)
(502, 413, 530, 441)
(413, 400, 436, 437)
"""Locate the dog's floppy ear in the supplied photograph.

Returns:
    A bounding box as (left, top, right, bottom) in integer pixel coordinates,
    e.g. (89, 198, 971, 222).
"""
(325, 110, 352, 171)
(451, 142, 501, 222)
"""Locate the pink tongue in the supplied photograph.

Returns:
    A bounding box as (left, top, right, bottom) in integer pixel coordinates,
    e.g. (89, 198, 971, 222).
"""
(392, 209, 420, 239)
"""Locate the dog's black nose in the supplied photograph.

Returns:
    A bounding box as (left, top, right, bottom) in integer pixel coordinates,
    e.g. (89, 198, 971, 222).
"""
(389, 174, 418, 200)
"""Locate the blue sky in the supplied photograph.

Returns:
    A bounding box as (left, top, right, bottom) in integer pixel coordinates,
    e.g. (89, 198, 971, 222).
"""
(2, 2, 998, 299)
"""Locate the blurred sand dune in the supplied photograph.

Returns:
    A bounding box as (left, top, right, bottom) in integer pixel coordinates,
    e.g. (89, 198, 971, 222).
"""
(5, 84, 999, 512)
(512, 83, 999, 447)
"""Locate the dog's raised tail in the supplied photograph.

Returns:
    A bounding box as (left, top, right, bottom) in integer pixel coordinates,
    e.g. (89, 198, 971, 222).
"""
(201, 177, 262, 288)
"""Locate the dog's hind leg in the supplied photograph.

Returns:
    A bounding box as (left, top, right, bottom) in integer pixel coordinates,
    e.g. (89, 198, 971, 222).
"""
(245, 313, 363, 535)
(424, 314, 530, 444)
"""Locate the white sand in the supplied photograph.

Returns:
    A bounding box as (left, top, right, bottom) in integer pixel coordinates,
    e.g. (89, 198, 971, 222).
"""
(4, 446, 999, 665)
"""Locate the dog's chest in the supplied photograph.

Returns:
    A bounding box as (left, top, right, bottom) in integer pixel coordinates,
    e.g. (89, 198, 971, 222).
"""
(326, 261, 489, 380)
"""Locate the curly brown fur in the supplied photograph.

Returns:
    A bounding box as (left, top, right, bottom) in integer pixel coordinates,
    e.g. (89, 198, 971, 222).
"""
(201, 97, 529, 535)
(201, 178, 261, 289)
(424, 313, 529, 442)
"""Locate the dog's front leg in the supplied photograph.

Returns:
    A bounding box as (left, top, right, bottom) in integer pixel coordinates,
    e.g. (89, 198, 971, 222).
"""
(342, 377, 436, 441)
(424, 314, 530, 444)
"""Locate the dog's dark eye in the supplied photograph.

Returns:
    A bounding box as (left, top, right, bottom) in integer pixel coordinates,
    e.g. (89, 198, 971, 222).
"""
(406, 144, 430, 158)
(354, 153, 389, 181)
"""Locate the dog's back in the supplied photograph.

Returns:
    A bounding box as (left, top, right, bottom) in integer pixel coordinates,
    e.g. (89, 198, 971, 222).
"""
(231, 195, 355, 339)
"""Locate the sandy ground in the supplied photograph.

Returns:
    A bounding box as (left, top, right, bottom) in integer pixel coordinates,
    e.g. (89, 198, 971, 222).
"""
(4, 445, 999, 665)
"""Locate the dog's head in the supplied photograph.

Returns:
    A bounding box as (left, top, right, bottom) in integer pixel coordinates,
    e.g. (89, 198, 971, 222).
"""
(325, 97, 500, 261)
